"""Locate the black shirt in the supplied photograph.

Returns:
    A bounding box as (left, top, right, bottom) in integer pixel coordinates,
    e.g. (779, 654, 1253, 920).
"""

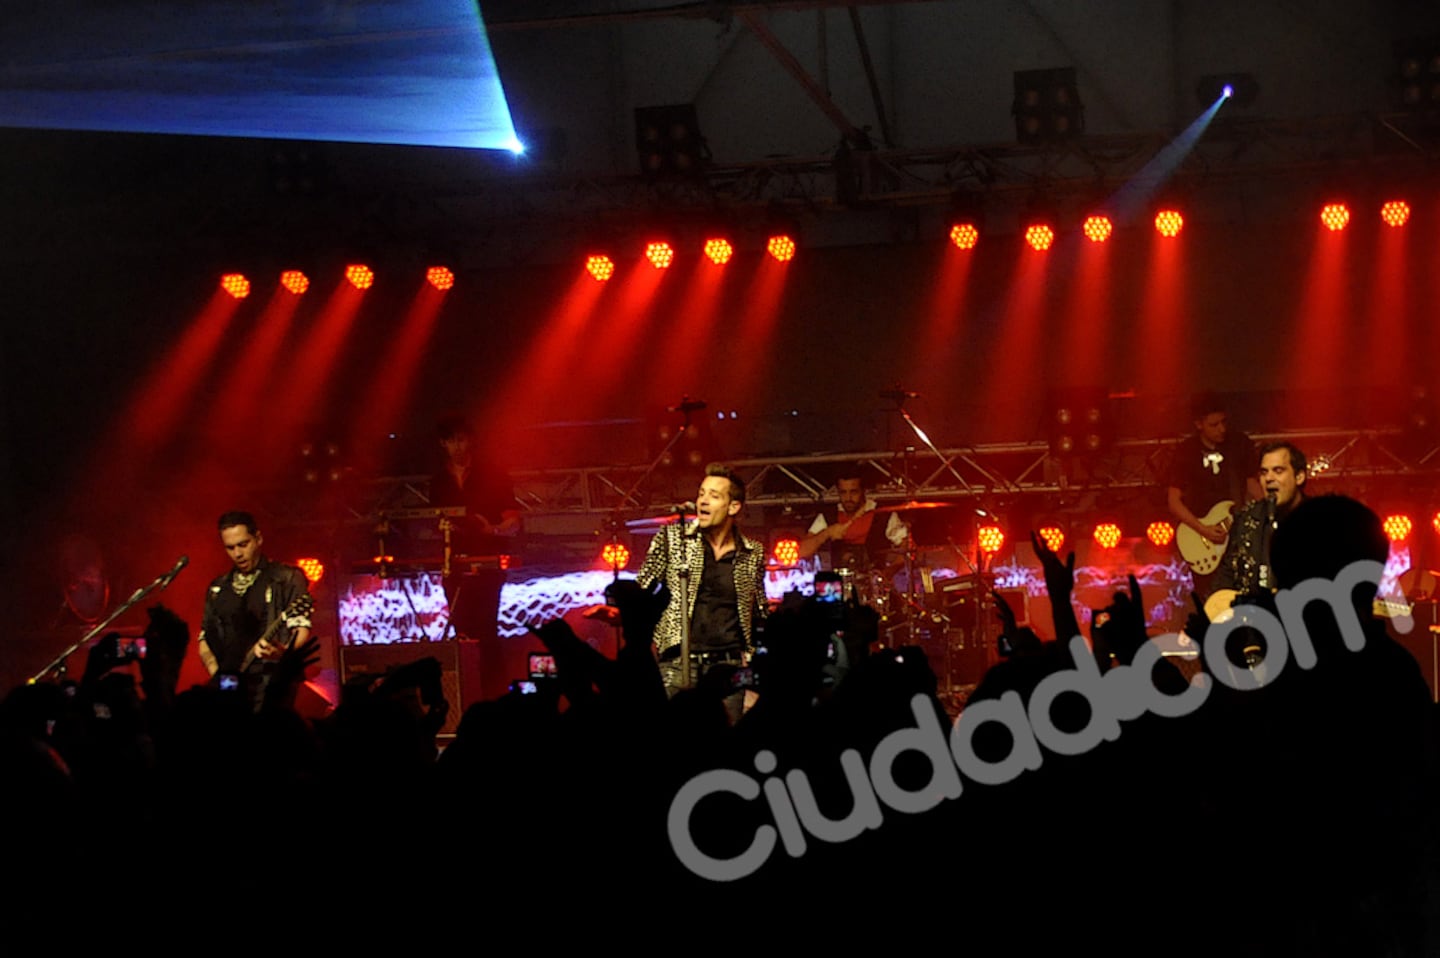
(1167, 433, 1254, 514)
(691, 546, 743, 651)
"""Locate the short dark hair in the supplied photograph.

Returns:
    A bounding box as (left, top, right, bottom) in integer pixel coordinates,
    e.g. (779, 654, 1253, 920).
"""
(705, 462, 746, 504)
(436, 413, 473, 442)
(834, 468, 867, 489)
(217, 511, 258, 536)
(1190, 390, 1226, 421)
(1259, 441, 1307, 476)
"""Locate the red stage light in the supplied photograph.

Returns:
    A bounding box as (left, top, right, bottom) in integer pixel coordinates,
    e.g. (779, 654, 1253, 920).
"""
(1381, 200, 1411, 227)
(1146, 521, 1175, 547)
(703, 238, 734, 265)
(1093, 523, 1122, 549)
(1037, 526, 1065, 552)
(585, 255, 615, 282)
(977, 525, 1005, 554)
(645, 242, 675, 269)
(602, 542, 631, 570)
(1024, 224, 1055, 251)
(1319, 202, 1351, 232)
(1154, 210, 1184, 237)
(220, 273, 251, 299)
(772, 538, 800, 566)
(767, 235, 796, 263)
(280, 270, 309, 294)
(1082, 215, 1113, 243)
(1433, 512, 1440, 536)
(950, 223, 980, 250)
(296, 557, 325, 584)
(345, 264, 374, 290)
(426, 266, 455, 290)
(1383, 514, 1413, 542)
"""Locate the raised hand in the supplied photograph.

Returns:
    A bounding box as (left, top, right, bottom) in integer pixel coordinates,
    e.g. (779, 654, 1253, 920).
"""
(1095, 574, 1148, 665)
(1030, 530, 1076, 600)
(1031, 529, 1080, 642)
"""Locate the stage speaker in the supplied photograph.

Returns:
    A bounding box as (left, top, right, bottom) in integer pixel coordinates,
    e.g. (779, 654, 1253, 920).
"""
(339, 641, 478, 736)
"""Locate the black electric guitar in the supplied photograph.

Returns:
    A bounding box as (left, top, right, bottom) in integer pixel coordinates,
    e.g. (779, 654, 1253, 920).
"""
(1174, 500, 1234, 576)
(236, 594, 314, 673)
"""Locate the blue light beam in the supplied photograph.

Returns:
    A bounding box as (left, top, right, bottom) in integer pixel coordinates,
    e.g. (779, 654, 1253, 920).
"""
(0, 1, 521, 151)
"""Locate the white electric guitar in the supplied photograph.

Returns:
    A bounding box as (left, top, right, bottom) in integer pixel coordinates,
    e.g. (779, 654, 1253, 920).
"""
(1174, 500, 1234, 576)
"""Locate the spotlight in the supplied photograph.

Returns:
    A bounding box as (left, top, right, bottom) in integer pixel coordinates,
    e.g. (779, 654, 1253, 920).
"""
(1093, 523, 1122, 549)
(1395, 40, 1440, 111)
(1319, 202, 1351, 232)
(767, 235, 797, 263)
(634, 104, 709, 177)
(1024, 223, 1055, 251)
(645, 241, 675, 269)
(1433, 511, 1440, 536)
(703, 238, 734, 265)
(1036, 526, 1066, 552)
(1383, 514, 1413, 543)
(1048, 387, 1111, 458)
(1082, 215, 1113, 243)
(772, 538, 800, 567)
(280, 270, 309, 294)
(426, 266, 455, 291)
(977, 524, 1005, 554)
(505, 135, 526, 155)
(296, 557, 325, 584)
(1012, 67, 1084, 143)
(345, 264, 374, 290)
(1146, 521, 1175, 547)
(585, 255, 615, 282)
(950, 223, 980, 250)
(1381, 200, 1411, 227)
(220, 273, 251, 299)
(1196, 73, 1259, 108)
(1154, 209, 1184, 238)
(601, 542, 631, 570)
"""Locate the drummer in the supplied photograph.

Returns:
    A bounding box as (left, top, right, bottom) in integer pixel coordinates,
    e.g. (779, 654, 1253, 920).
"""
(797, 469, 909, 571)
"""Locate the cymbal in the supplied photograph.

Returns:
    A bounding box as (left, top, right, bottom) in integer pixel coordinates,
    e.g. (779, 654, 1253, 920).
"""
(876, 500, 954, 513)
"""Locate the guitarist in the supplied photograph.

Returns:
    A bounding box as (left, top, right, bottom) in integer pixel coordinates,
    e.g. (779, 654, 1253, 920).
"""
(197, 510, 313, 707)
(1166, 392, 1261, 597)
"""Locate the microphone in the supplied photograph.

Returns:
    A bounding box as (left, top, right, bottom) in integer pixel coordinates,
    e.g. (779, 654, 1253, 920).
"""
(158, 555, 189, 589)
(671, 501, 697, 514)
(667, 398, 708, 414)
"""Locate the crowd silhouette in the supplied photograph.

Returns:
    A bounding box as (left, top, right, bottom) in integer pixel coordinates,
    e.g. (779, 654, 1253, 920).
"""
(3, 494, 1434, 954)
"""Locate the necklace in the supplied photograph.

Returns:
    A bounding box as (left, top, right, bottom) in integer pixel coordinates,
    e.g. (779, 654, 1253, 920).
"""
(232, 568, 260, 596)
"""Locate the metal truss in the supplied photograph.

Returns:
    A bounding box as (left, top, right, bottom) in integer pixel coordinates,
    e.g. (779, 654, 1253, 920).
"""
(338, 427, 1440, 524)
(315, 112, 1440, 272)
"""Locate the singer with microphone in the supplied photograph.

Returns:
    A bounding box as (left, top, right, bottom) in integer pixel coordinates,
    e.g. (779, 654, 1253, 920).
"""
(1213, 442, 1308, 605)
(196, 510, 313, 708)
(636, 463, 768, 721)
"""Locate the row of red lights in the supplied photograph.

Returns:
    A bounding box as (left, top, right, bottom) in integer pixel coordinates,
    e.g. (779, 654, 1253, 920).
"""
(763, 510, 1434, 566)
(581, 510, 1436, 571)
(220, 265, 456, 299)
(953, 199, 1416, 252)
(585, 234, 797, 282)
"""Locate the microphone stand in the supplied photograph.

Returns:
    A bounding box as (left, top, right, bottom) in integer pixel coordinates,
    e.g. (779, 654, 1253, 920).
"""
(677, 503, 696, 689)
(30, 555, 189, 684)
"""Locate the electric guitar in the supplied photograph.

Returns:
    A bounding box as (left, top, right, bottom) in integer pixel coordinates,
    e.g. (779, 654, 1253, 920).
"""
(1174, 500, 1234, 576)
(237, 594, 314, 673)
